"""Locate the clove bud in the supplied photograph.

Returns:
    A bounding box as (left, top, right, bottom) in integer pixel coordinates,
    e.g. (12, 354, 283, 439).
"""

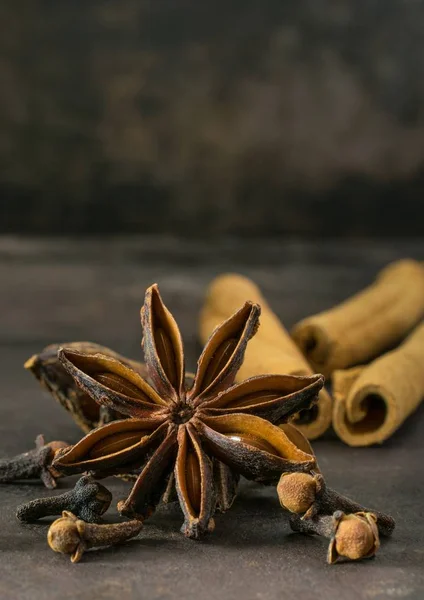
(48, 511, 143, 563)
(290, 510, 380, 564)
(17, 475, 112, 523)
(0, 434, 69, 489)
(277, 471, 395, 537)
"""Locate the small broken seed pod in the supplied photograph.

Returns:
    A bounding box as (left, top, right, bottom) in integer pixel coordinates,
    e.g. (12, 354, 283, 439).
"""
(48, 511, 144, 563)
(277, 472, 317, 513)
(16, 475, 112, 523)
(333, 512, 379, 562)
(226, 433, 277, 455)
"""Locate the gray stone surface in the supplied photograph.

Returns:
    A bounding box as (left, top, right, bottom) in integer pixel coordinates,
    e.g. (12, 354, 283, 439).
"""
(0, 237, 423, 599)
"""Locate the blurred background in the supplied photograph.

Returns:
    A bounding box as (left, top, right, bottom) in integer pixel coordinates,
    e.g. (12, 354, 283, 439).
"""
(1, 0, 423, 237)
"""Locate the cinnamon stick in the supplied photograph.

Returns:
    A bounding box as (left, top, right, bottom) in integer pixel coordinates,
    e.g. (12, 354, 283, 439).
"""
(332, 321, 424, 446)
(199, 274, 332, 440)
(291, 260, 424, 378)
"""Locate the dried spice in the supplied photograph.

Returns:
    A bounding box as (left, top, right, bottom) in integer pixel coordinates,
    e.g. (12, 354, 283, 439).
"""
(17, 475, 112, 523)
(292, 259, 424, 378)
(25, 342, 148, 433)
(277, 472, 394, 537)
(199, 273, 332, 440)
(48, 511, 143, 563)
(290, 511, 380, 564)
(333, 321, 424, 446)
(52, 284, 324, 539)
(0, 435, 68, 489)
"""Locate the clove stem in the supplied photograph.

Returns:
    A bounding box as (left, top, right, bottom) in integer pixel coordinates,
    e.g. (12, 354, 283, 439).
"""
(0, 435, 69, 489)
(48, 511, 143, 563)
(17, 475, 112, 523)
(290, 510, 380, 564)
(278, 472, 395, 536)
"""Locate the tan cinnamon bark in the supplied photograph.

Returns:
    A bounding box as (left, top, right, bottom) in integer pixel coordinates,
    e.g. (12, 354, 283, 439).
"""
(291, 260, 424, 378)
(333, 322, 424, 446)
(199, 274, 332, 439)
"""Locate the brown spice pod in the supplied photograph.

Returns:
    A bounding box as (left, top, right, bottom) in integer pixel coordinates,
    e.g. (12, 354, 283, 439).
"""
(199, 274, 332, 440)
(291, 259, 424, 378)
(25, 342, 148, 433)
(332, 322, 424, 446)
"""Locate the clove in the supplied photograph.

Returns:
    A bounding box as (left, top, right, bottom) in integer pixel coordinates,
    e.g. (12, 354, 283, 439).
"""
(277, 471, 395, 537)
(0, 434, 69, 489)
(16, 475, 112, 523)
(290, 510, 380, 564)
(47, 511, 143, 563)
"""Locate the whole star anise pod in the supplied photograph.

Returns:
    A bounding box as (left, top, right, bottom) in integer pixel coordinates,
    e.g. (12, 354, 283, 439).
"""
(53, 285, 324, 539)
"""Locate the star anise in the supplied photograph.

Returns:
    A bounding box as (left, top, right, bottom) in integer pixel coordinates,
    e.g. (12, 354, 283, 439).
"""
(53, 284, 324, 539)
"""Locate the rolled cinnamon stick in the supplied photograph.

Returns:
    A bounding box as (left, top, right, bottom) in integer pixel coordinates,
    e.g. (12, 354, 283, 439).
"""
(332, 322, 424, 446)
(199, 274, 332, 440)
(291, 260, 424, 378)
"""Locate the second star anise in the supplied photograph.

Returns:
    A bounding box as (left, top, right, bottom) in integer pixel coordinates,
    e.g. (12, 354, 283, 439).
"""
(53, 284, 324, 539)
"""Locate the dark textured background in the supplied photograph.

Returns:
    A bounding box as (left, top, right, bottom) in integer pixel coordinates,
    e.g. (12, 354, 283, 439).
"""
(1, 0, 424, 236)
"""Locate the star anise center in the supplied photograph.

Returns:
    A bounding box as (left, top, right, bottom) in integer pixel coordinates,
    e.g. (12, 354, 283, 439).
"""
(169, 401, 195, 424)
